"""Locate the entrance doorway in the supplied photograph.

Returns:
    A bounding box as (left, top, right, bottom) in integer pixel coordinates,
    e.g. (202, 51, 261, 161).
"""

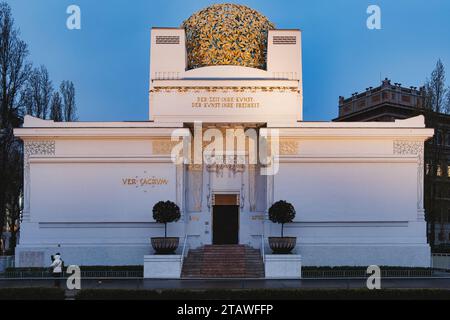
(212, 194, 239, 245)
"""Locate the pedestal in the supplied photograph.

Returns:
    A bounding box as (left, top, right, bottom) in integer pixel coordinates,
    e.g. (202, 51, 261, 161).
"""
(264, 254, 302, 279)
(144, 255, 182, 279)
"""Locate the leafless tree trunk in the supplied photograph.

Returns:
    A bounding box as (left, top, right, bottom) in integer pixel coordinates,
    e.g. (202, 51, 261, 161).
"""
(60, 80, 77, 122)
(49, 91, 63, 121)
(424, 59, 447, 248)
(0, 2, 77, 255)
(22, 65, 53, 119)
(0, 2, 30, 247)
(5, 139, 22, 253)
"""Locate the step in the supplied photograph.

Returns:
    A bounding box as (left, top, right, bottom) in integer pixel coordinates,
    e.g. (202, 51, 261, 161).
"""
(181, 245, 265, 278)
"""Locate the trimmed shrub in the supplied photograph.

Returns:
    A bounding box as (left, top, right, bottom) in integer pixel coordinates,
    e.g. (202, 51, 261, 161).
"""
(153, 201, 181, 237)
(268, 200, 296, 237)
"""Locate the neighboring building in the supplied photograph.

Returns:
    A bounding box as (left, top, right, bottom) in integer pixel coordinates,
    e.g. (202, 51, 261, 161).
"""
(336, 78, 425, 122)
(334, 78, 450, 246)
(13, 4, 433, 273)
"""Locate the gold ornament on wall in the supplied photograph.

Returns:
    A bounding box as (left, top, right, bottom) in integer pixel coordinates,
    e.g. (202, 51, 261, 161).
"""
(181, 3, 275, 71)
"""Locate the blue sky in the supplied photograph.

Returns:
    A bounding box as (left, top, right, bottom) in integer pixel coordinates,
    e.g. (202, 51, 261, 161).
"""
(7, 0, 450, 121)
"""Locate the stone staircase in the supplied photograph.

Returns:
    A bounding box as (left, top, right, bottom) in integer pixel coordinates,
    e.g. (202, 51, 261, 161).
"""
(181, 245, 265, 278)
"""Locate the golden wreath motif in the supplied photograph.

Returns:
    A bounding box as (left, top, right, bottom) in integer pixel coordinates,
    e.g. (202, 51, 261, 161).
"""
(181, 3, 275, 71)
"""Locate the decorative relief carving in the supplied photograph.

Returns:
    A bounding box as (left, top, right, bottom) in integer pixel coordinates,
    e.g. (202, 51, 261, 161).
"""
(248, 164, 257, 212)
(23, 141, 56, 222)
(393, 140, 425, 220)
(279, 140, 299, 155)
(176, 164, 184, 220)
(24, 140, 56, 158)
(187, 164, 203, 171)
(266, 175, 274, 218)
(393, 140, 423, 155)
(205, 155, 245, 177)
(152, 140, 178, 155)
(186, 164, 203, 212)
(150, 86, 299, 94)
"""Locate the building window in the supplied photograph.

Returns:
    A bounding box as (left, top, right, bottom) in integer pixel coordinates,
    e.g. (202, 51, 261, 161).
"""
(437, 165, 443, 177)
(446, 133, 450, 146)
(436, 131, 443, 145)
(441, 164, 448, 177)
(401, 95, 411, 103)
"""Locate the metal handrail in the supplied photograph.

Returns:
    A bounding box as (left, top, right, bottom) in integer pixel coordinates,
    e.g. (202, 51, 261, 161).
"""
(302, 269, 435, 278)
(260, 235, 265, 263)
(1, 270, 144, 279)
(180, 234, 189, 269)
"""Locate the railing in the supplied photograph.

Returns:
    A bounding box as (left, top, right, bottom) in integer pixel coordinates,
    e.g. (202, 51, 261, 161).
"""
(302, 269, 434, 279)
(180, 234, 189, 270)
(260, 235, 265, 263)
(0, 270, 143, 279)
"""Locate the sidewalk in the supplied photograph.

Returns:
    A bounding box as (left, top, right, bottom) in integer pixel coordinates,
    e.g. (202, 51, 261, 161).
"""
(2, 278, 450, 290)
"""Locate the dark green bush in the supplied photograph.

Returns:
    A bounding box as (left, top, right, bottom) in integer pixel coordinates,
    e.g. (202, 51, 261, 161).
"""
(268, 200, 296, 237)
(153, 200, 181, 237)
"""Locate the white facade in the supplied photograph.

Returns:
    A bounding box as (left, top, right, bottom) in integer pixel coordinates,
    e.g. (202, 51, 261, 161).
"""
(14, 9, 434, 269)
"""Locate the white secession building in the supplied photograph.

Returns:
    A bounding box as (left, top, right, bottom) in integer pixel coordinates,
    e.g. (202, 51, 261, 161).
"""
(14, 4, 433, 271)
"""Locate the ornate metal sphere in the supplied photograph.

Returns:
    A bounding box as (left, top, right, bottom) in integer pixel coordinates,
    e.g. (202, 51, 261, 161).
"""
(182, 3, 275, 70)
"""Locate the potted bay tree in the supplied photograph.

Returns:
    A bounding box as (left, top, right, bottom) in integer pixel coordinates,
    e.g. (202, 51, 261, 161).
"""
(268, 200, 297, 254)
(151, 200, 181, 254)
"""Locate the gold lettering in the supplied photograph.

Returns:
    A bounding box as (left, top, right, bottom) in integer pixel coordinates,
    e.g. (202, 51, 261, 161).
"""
(192, 96, 260, 109)
(122, 176, 169, 187)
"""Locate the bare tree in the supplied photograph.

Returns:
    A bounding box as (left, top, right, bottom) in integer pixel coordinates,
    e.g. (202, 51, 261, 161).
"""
(445, 87, 450, 114)
(60, 80, 77, 121)
(423, 59, 448, 247)
(424, 59, 447, 113)
(0, 2, 30, 248)
(22, 65, 53, 119)
(4, 139, 22, 253)
(49, 91, 63, 122)
(0, 2, 77, 254)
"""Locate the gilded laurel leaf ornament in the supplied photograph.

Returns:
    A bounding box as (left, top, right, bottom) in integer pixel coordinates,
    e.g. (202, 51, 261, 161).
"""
(181, 3, 275, 71)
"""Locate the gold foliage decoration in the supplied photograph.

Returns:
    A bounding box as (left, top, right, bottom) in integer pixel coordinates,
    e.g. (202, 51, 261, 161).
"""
(181, 3, 275, 71)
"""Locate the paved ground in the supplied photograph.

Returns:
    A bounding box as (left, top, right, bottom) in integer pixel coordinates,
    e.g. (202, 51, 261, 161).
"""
(2, 277, 450, 290)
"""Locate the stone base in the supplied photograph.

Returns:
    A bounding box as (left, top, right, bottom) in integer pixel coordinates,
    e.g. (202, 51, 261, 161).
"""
(144, 255, 182, 279)
(15, 244, 152, 267)
(298, 244, 431, 267)
(264, 254, 302, 279)
(14, 243, 431, 270)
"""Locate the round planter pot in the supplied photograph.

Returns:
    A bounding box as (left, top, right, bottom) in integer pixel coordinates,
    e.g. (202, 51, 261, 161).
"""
(151, 237, 179, 254)
(268, 237, 296, 254)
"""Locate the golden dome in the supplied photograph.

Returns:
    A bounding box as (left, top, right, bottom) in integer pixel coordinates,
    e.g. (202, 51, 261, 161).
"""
(182, 3, 275, 70)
